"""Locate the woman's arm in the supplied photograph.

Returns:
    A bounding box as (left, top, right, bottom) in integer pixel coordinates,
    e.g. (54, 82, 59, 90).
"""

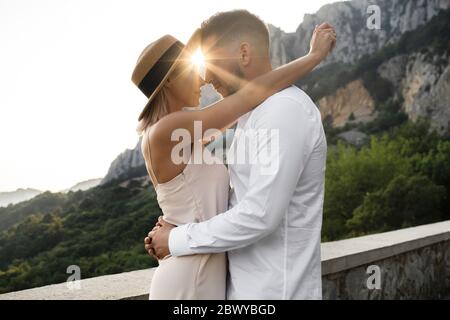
(155, 24, 336, 144)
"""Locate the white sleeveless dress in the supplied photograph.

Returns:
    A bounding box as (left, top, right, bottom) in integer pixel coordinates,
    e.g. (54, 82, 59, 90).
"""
(141, 128, 229, 300)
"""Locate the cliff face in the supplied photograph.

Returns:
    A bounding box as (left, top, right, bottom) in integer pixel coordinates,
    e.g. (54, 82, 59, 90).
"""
(269, 0, 450, 67)
(373, 40, 450, 134)
(268, 0, 450, 133)
(318, 79, 377, 127)
(100, 139, 145, 185)
(378, 52, 450, 134)
(317, 47, 450, 133)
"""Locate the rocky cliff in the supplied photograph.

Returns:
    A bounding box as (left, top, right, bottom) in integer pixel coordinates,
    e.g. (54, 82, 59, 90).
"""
(378, 51, 450, 134)
(269, 0, 450, 67)
(100, 139, 145, 185)
(282, 2, 450, 134)
(318, 79, 377, 127)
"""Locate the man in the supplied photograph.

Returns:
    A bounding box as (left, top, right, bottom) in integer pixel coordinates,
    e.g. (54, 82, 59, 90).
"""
(146, 10, 332, 299)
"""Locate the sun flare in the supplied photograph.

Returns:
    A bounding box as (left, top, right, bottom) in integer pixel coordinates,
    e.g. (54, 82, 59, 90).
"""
(191, 48, 205, 68)
(191, 48, 206, 79)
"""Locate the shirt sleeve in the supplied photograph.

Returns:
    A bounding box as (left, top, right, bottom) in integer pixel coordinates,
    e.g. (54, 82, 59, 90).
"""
(169, 96, 317, 256)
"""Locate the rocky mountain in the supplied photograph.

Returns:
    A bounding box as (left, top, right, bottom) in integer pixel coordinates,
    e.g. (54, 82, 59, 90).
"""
(100, 138, 146, 185)
(303, 6, 449, 134)
(269, 0, 450, 136)
(377, 51, 450, 134)
(318, 79, 377, 127)
(269, 0, 450, 68)
(0, 188, 42, 208)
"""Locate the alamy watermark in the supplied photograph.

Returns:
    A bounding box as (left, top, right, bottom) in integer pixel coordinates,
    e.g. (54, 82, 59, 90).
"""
(66, 265, 81, 290)
(366, 264, 381, 290)
(170, 121, 280, 175)
(367, 5, 381, 30)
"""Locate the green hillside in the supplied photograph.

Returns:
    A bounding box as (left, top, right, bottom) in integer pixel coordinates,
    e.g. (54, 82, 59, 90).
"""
(0, 178, 160, 293)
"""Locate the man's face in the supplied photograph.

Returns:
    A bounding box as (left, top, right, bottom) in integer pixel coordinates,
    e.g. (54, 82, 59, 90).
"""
(201, 35, 244, 97)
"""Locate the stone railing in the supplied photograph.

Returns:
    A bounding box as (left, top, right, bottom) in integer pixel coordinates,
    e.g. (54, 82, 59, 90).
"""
(1, 220, 449, 300)
(321, 220, 450, 299)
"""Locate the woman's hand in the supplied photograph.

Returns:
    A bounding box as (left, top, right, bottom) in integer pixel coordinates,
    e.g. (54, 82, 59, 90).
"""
(308, 22, 336, 63)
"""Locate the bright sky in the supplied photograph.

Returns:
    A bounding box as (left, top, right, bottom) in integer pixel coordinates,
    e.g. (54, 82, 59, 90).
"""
(0, 0, 336, 192)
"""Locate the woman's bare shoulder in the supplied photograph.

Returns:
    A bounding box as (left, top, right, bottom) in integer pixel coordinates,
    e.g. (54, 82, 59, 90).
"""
(144, 112, 185, 150)
(150, 109, 195, 140)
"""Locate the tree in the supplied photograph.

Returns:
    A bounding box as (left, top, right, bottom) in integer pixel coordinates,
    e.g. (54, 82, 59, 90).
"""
(347, 175, 446, 235)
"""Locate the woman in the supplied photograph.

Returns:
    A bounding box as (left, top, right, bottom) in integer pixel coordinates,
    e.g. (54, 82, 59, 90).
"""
(133, 26, 335, 299)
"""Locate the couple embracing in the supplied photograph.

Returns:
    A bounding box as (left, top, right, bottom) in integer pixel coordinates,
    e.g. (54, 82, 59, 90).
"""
(131, 10, 336, 300)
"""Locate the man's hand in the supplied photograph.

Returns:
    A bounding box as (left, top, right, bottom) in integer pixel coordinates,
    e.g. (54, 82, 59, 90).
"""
(144, 222, 160, 258)
(309, 22, 337, 62)
(144, 216, 176, 260)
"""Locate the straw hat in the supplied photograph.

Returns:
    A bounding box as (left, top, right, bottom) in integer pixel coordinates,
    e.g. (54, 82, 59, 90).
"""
(132, 30, 201, 121)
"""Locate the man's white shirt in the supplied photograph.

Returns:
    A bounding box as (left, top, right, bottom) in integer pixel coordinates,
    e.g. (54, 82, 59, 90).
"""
(169, 86, 327, 299)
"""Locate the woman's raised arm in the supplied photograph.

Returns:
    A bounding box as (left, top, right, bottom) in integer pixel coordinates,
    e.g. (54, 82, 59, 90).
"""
(155, 23, 336, 145)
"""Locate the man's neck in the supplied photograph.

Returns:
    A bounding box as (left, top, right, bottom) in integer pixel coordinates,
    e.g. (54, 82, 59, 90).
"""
(242, 59, 273, 83)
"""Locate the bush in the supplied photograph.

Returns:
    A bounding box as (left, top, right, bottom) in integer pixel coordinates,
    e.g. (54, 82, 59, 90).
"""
(347, 175, 446, 235)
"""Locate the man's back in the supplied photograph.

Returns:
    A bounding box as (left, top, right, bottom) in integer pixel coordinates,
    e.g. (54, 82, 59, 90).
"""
(226, 86, 327, 299)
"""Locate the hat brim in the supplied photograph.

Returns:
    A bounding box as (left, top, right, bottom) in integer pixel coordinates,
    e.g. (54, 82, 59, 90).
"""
(138, 30, 202, 121)
(137, 53, 183, 121)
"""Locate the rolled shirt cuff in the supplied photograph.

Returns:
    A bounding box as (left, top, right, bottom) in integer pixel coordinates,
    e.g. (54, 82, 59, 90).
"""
(168, 224, 195, 257)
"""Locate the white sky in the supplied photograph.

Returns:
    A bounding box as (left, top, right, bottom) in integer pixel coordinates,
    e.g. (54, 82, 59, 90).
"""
(0, 0, 336, 192)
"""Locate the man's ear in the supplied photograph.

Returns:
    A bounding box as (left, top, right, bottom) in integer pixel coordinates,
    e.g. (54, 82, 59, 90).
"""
(239, 42, 251, 67)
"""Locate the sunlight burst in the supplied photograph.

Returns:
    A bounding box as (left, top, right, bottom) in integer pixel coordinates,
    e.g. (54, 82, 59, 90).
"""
(191, 48, 206, 79)
(191, 48, 204, 67)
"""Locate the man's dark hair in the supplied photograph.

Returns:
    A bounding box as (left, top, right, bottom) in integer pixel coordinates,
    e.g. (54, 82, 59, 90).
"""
(200, 10, 270, 53)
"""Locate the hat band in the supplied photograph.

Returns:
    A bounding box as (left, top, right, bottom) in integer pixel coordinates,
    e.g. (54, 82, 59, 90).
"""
(138, 41, 183, 98)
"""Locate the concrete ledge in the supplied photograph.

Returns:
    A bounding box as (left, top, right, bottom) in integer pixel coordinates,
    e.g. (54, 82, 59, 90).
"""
(321, 220, 450, 275)
(1, 220, 449, 300)
(0, 269, 155, 300)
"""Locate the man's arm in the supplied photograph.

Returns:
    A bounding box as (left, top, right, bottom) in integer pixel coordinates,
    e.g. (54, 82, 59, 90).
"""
(169, 96, 317, 256)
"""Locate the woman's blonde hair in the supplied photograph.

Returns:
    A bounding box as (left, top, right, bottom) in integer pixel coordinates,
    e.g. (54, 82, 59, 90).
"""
(136, 86, 169, 136)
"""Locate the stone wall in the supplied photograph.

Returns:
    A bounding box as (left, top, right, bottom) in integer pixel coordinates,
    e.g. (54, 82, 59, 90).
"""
(321, 220, 450, 299)
(323, 240, 450, 299)
(1, 220, 449, 300)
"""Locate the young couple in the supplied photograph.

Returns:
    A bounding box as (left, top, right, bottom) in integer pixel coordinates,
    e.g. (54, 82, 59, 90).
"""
(132, 10, 336, 299)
